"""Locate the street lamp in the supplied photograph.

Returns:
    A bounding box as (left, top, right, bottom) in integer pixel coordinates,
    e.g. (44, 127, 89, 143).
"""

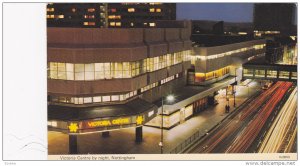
(233, 67, 242, 107)
(233, 68, 237, 107)
(159, 94, 174, 154)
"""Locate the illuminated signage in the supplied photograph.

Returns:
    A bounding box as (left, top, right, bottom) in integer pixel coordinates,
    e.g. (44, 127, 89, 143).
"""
(68, 122, 79, 133)
(136, 116, 144, 125)
(85, 117, 131, 128)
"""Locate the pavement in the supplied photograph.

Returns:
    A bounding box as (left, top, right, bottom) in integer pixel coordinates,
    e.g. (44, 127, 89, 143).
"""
(48, 80, 261, 154)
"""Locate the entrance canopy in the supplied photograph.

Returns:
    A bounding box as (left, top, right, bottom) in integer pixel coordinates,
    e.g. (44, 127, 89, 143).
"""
(48, 98, 158, 134)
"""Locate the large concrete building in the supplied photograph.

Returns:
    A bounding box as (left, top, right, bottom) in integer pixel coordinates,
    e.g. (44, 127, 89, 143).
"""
(189, 37, 266, 85)
(47, 21, 192, 152)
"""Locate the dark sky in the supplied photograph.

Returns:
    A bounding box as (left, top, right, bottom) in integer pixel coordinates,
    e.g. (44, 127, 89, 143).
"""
(177, 3, 254, 23)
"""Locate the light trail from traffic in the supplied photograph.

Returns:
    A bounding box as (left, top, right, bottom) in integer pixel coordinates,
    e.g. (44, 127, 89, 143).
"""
(188, 81, 294, 153)
(226, 82, 293, 153)
(257, 88, 297, 153)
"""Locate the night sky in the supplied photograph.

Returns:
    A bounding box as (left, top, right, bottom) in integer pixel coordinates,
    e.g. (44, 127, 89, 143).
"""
(176, 3, 254, 23)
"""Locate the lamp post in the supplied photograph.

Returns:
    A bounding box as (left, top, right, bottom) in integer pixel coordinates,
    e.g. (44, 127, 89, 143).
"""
(159, 95, 174, 154)
(233, 67, 240, 107)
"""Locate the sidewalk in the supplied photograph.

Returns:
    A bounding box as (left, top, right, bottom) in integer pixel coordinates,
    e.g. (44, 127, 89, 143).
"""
(48, 82, 261, 154)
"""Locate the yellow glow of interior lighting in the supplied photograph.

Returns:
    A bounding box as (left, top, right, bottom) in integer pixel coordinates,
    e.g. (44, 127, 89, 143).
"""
(238, 32, 247, 35)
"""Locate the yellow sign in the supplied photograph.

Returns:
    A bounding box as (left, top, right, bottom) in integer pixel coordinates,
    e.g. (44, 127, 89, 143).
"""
(86, 118, 130, 128)
(68, 123, 78, 133)
(136, 116, 144, 125)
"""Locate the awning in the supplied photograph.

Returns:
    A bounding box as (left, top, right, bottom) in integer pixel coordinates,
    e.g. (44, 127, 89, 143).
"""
(48, 98, 158, 134)
(48, 98, 156, 121)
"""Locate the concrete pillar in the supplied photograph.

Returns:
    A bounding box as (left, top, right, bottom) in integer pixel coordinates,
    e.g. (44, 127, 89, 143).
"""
(102, 131, 110, 138)
(135, 126, 143, 142)
(69, 135, 78, 154)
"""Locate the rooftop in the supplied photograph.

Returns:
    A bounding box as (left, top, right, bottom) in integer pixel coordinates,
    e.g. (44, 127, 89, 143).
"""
(191, 34, 257, 47)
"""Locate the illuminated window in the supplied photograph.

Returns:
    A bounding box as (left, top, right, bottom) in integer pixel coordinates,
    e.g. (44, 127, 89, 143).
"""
(114, 63, 123, 78)
(255, 69, 265, 78)
(93, 96, 102, 103)
(123, 62, 130, 78)
(111, 95, 119, 101)
(75, 97, 83, 104)
(49, 62, 58, 79)
(279, 71, 290, 79)
(149, 8, 155, 12)
(104, 63, 112, 79)
(74, 64, 84, 80)
(110, 22, 116, 26)
(89, 22, 95, 25)
(84, 63, 94, 80)
(71, 8, 76, 12)
(291, 72, 297, 79)
(120, 95, 125, 101)
(266, 70, 277, 78)
(84, 97, 92, 103)
(149, 2, 162, 5)
(57, 63, 66, 79)
(156, 8, 161, 12)
(83, 22, 95, 26)
(130, 22, 134, 27)
(116, 22, 121, 26)
(128, 8, 135, 12)
(47, 8, 54, 12)
(84, 15, 95, 19)
(115, 15, 121, 19)
(87, 8, 95, 12)
(149, 23, 156, 27)
(108, 15, 115, 19)
(102, 96, 111, 102)
(110, 8, 117, 12)
(55, 15, 64, 19)
(143, 22, 148, 25)
(66, 63, 74, 80)
(95, 63, 104, 79)
(243, 69, 254, 77)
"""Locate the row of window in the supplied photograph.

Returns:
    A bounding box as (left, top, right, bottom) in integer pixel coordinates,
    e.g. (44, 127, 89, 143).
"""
(149, 8, 161, 12)
(243, 69, 297, 79)
(48, 15, 97, 20)
(161, 74, 179, 84)
(51, 90, 137, 104)
(50, 73, 181, 104)
(109, 22, 122, 27)
(49, 62, 141, 80)
(195, 66, 230, 83)
(83, 22, 96, 26)
(192, 44, 266, 62)
(47, 15, 64, 19)
(48, 51, 191, 80)
(141, 82, 159, 93)
(84, 15, 95, 19)
(108, 15, 122, 19)
(47, 8, 54, 12)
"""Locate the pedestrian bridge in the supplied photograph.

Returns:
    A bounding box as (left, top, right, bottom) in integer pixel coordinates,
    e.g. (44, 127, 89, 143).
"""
(242, 63, 297, 81)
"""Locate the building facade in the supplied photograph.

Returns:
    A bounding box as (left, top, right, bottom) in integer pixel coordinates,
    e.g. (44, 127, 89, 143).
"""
(47, 3, 107, 28)
(107, 3, 176, 28)
(189, 39, 266, 85)
(47, 3, 176, 28)
(47, 21, 192, 146)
